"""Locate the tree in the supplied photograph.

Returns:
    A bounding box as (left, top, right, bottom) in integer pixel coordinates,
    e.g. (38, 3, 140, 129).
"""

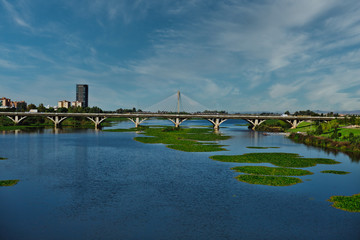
(314, 124, 323, 135)
(38, 103, 46, 112)
(89, 106, 103, 113)
(27, 104, 37, 111)
(350, 115, 356, 125)
(57, 107, 68, 113)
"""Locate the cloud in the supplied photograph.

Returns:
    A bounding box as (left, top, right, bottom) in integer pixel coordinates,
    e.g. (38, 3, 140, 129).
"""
(1, 0, 32, 29)
(1, 0, 360, 111)
(0, 58, 22, 69)
(269, 84, 302, 99)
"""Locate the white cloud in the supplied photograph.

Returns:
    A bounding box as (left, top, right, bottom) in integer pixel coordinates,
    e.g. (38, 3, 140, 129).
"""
(1, 0, 32, 29)
(269, 84, 302, 99)
(1, 0, 360, 111)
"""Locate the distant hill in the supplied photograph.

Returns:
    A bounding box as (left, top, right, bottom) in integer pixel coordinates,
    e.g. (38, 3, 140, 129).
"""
(314, 110, 360, 115)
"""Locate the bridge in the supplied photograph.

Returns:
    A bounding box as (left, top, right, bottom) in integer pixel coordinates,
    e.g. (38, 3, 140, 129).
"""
(0, 91, 344, 130)
(0, 111, 342, 130)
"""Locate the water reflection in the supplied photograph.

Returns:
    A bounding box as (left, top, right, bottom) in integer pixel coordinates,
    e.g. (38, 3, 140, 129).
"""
(0, 120, 359, 239)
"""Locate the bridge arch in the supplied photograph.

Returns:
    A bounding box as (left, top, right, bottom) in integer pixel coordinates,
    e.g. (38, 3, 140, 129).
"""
(245, 119, 266, 130)
(47, 116, 68, 128)
(7, 115, 27, 125)
(285, 119, 304, 129)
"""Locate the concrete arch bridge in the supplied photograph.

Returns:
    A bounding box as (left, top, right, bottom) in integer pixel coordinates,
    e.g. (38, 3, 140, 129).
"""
(0, 112, 342, 130)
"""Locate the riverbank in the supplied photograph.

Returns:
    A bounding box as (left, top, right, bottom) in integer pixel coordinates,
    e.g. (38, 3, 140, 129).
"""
(288, 132, 360, 160)
(285, 121, 360, 162)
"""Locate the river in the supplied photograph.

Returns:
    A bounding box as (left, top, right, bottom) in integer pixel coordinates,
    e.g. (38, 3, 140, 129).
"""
(0, 119, 359, 239)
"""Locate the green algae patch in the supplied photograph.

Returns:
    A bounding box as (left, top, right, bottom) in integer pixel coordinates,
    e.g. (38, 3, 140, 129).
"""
(328, 193, 360, 212)
(231, 166, 313, 176)
(246, 146, 280, 149)
(236, 175, 302, 186)
(210, 153, 339, 168)
(0, 180, 19, 187)
(104, 126, 149, 132)
(321, 170, 350, 175)
(133, 126, 230, 152)
(168, 144, 227, 152)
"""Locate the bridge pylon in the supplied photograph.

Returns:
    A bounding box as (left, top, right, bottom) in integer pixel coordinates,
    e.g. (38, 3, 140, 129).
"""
(7, 115, 27, 125)
(87, 116, 107, 129)
(286, 119, 304, 129)
(128, 117, 147, 128)
(168, 117, 187, 128)
(47, 116, 67, 128)
(208, 118, 227, 130)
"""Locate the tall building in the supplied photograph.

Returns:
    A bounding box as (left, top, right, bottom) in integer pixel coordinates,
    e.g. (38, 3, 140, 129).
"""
(76, 84, 88, 108)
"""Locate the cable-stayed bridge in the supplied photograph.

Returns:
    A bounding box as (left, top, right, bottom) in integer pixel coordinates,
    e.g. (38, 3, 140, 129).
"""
(0, 91, 343, 130)
(144, 91, 208, 113)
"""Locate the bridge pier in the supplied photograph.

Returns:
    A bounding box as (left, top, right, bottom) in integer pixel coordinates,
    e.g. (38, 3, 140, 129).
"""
(286, 119, 303, 129)
(87, 116, 107, 129)
(7, 115, 27, 125)
(168, 118, 187, 128)
(47, 116, 68, 128)
(246, 119, 266, 130)
(128, 117, 147, 128)
(208, 118, 227, 130)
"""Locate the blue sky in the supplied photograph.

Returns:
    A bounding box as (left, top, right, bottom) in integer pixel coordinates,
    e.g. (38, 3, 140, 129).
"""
(0, 0, 360, 112)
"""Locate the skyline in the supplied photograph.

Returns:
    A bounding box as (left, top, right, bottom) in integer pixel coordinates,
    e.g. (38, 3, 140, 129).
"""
(1, 0, 360, 112)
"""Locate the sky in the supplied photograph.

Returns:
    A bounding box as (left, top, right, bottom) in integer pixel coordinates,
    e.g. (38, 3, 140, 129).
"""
(0, 0, 360, 112)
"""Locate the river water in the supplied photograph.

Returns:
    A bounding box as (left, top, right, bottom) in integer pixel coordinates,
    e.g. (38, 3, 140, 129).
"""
(0, 119, 359, 240)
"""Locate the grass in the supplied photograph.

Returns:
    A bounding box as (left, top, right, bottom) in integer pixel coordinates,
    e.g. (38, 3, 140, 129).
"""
(231, 166, 313, 176)
(287, 121, 315, 133)
(246, 146, 280, 149)
(210, 152, 339, 168)
(235, 175, 302, 186)
(287, 121, 360, 138)
(321, 170, 350, 175)
(328, 193, 360, 212)
(0, 180, 19, 187)
(0, 125, 41, 131)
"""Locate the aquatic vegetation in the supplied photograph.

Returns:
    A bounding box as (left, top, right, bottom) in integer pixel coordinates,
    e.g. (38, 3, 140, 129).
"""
(246, 146, 280, 149)
(107, 126, 230, 152)
(321, 170, 350, 175)
(236, 175, 302, 186)
(167, 144, 227, 152)
(210, 153, 339, 168)
(231, 166, 313, 176)
(0, 180, 19, 187)
(231, 166, 311, 186)
(103, 126, 149, 132)
(328, 193, 360, 212)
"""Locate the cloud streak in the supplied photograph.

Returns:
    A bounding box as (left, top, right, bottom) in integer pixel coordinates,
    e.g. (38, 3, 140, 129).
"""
(0, 0, 359, 111)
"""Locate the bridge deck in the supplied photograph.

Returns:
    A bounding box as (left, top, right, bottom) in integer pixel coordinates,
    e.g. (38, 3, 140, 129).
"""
(0, 112, 343, 129)
(0, 112, 343, 121)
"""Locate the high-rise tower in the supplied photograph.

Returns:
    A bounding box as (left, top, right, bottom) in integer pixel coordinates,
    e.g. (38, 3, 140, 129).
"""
(76, 84, 88, 108)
